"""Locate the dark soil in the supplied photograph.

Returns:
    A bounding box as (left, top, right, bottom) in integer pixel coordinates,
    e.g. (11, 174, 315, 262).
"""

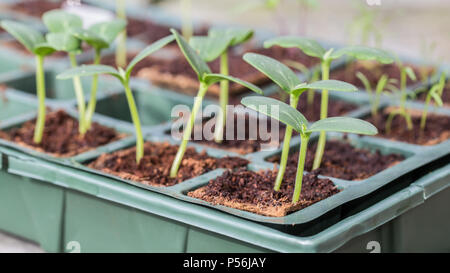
(416, 84, 450, 106)
(365, 107, 450, 145)
(2, 40, 68, 58)
(330, 61, 433, 89)
(270, 91, 358, 122)
(88, 141, 249, 187)
(188, 168, 340, 217)
(9, 0, 62, 17)
(268, 139, 404, 181)
(0, 110, 123, 157)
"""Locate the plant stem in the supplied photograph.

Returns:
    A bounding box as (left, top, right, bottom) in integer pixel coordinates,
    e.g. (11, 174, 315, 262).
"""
(85, 48, 101, 130)
(170, 82, 209, 178)
(124, 81, 143, 164)
(69, 53, 87, 135)
(181, 0, 193, 41)
(292, 134, 309, 203)
(420, 94, 431, 131)
(33, 55, 46, 144)
(312, 59, 331, 170)
(214, 51, 229, 143)
(274, 93, 300, 191)
(116, 0, 127, 68)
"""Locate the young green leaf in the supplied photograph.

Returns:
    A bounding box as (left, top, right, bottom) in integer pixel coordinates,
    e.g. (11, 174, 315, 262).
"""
(302, 80, 357, 92)
(189, 35, 232, 62)
(46, 32, 81, 53)
(203, 73, 263, 94)
(241, 96, 308, 133)
(264, 36, 325, 59)
(126, 35, 175, 79)
(243, 53, 301, 93)
(42, 9, 82, 33)
(89, 19, 127, 45)
(57, 64, 121, 81)
(171, 28, 211, 79)
(0, 20, 45, 53)
(307, 117, 378, 135)
(331, 46, 394, 64)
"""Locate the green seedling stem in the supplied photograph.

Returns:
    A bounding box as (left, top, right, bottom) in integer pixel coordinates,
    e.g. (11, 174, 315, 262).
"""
(356, 72, 388, 118)
(181, 0, 193, 41)
(385, 61, 417, 133)
(116, 0, 127, 68)
(35, 55, 46, 143)
(85, 48, 102, 130)
(243, 53, 357, 190)
(242, 96, 377, 203)
(0, 20, 57, 144)
(420, 72, 446, 131)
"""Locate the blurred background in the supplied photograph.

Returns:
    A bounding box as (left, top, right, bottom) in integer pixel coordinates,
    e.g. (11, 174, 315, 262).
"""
(153, 0, 450, 63)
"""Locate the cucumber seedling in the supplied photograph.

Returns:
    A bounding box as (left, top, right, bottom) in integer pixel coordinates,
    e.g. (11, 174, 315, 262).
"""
(242, 96, 377, 203)
(169, 29, 263, 178)
(0, 20, 57, 144)
(264, 36, 393, 170)
(419, 72, 446, 131)
(190, 27, 254, 143)
(56, 35, 175, 164)
(243, 53, 357, 190)
(385, 60, 417, 134)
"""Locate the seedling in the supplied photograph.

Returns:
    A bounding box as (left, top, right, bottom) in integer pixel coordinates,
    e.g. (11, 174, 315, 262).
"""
(169, 29, 263, 178)
(295, 0, 319, 35)
(356, 72, 390, 118)
(190, 27, 254, 143)
(264, 36, 393, 169)
(56, 35, 176, 164)
(116, 0, 127, 68)
(420, 72, 446, 131)
(243, 53, 357, 190)
(0, 20, 56, 144)
(181, 0, 193, 41)
(385, 60, 417, 134)
(70, 18, 126, 130)
(283, 60, 320, 107)
(241, 96, 377, 203)
(43, 10, 87, 135)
